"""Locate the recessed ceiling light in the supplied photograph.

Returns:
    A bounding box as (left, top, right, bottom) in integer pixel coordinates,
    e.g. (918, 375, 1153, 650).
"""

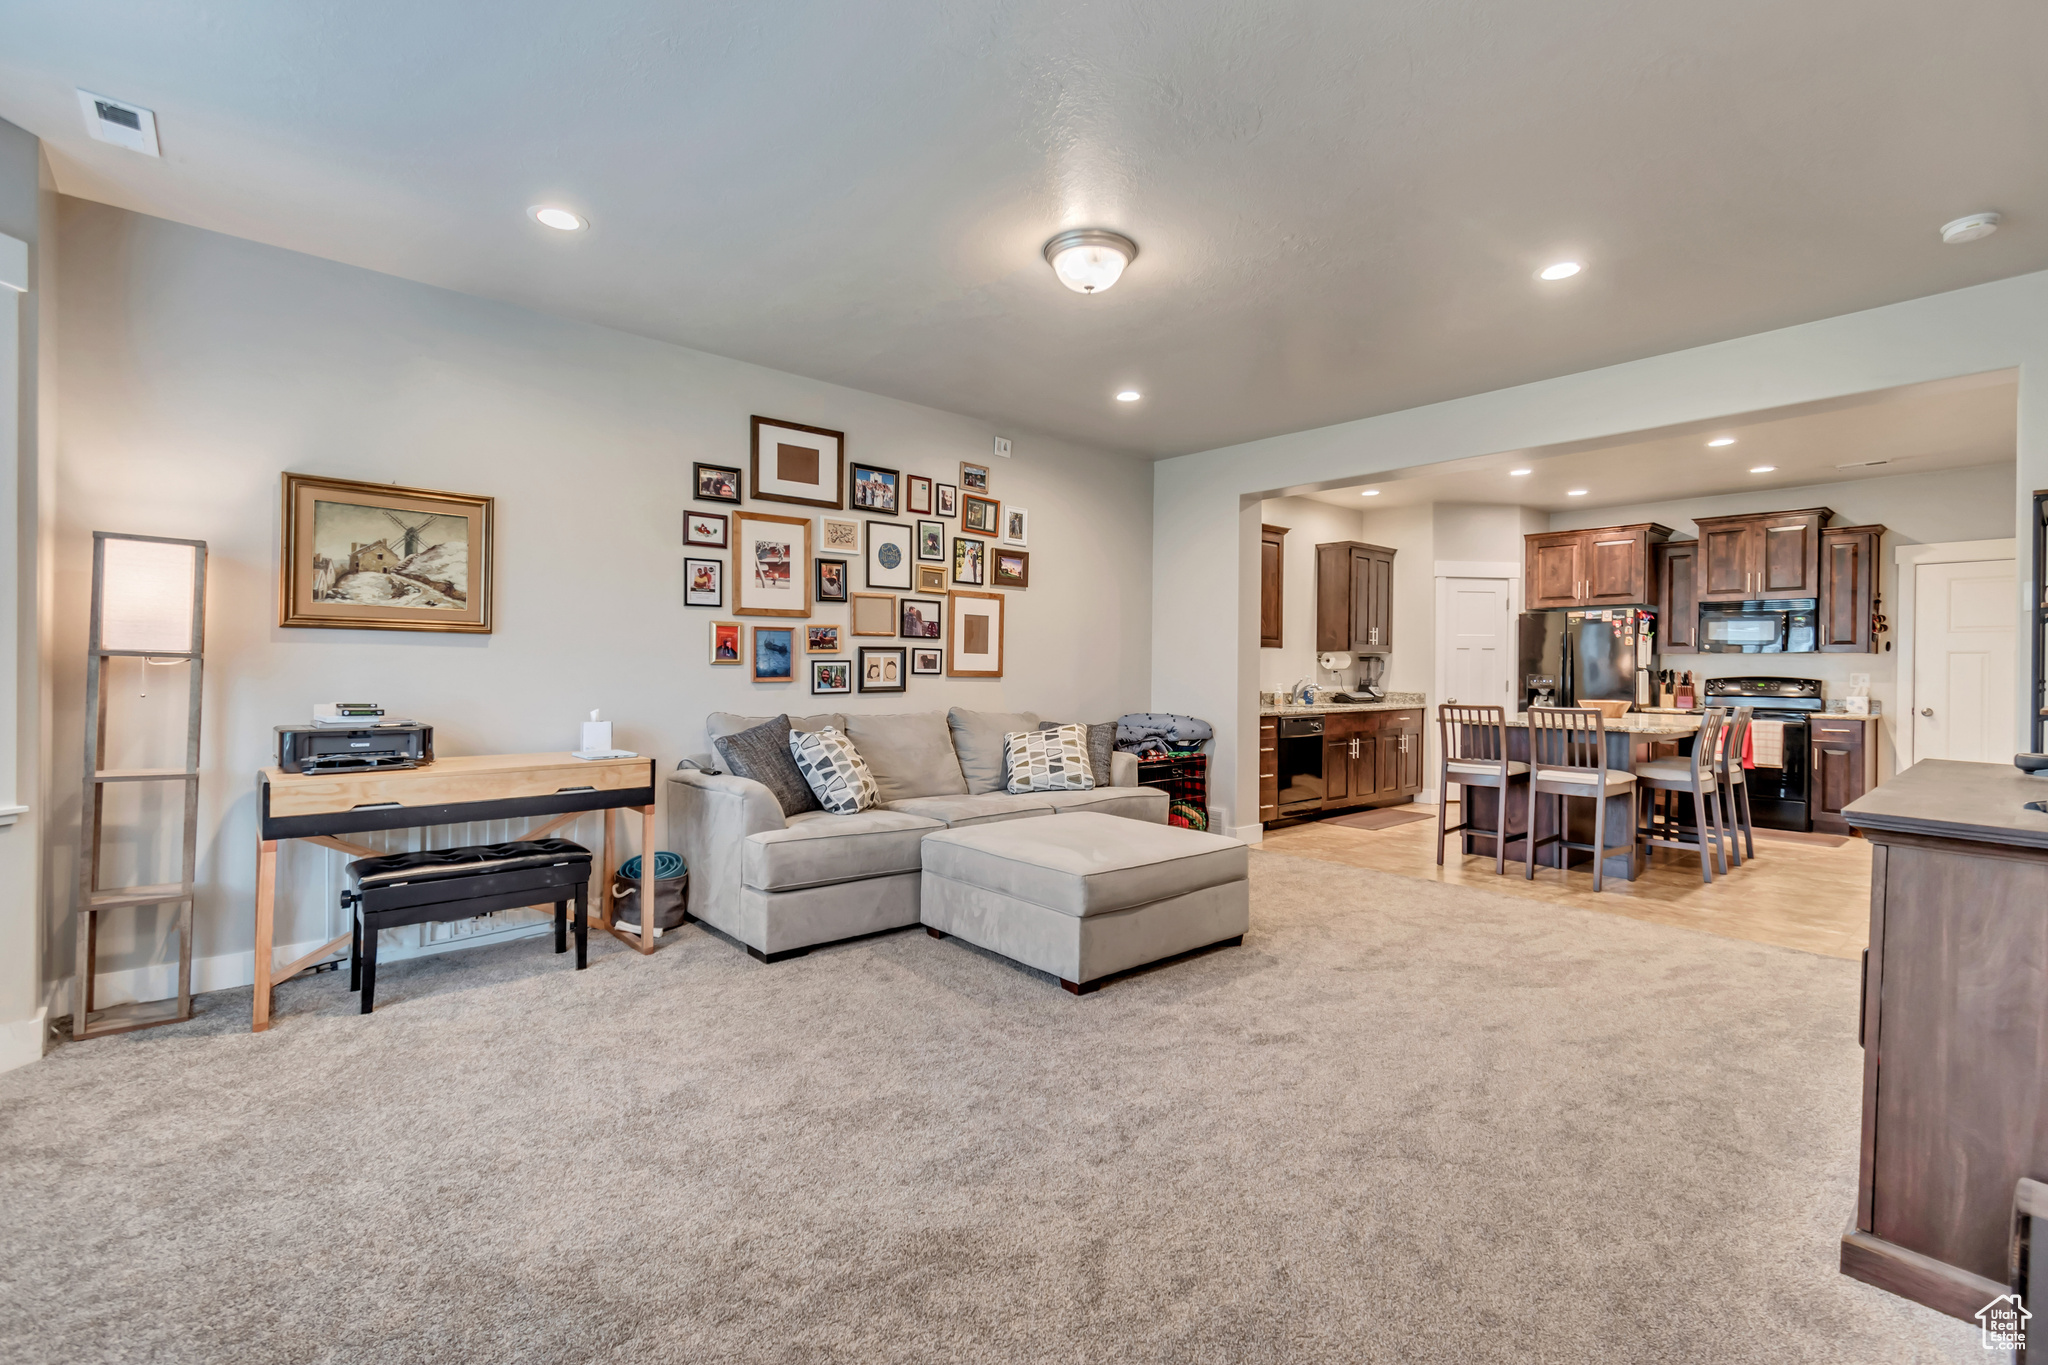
(1750, 466, 1776, 474)
(528, 206, 586, 231)
(1940, 212, 2000, 245)
(1707, 437, 1736, 448)
(1538, 262, 1582, 281)
(1360, 489, 1380, 497)
(1566, 489, 1588, 497)
(1509, 468, 1533, 476)
(1115, 390, 1141, 402)
(1044, 229, 1139, 294)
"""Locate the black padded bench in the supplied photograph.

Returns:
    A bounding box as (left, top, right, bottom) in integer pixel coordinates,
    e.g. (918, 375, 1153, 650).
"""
(341, 839, 593, 1014)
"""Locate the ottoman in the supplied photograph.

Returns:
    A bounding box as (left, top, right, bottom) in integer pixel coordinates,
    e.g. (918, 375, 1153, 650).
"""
(920, 811, 1249, 993)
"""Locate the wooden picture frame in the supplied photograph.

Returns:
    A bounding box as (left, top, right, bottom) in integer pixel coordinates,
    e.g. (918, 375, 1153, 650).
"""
(684, 510, 729, 548)
(899, 596, 943, 639)
(806, 624, 842, 654)
(960, 461, 991, 495)
(694, 462, 742, 504)
(752, 625, 795, 682)
(820, 517, 862, 555)
(915, 564, 947, 594)
(858, 646, 907, 693)
(962, 493, 1001, 537)
(731, 510, 812, 617)
(848, 462, 899, 515)
(911, 647, 943, 676)
(936, 483, 958, 518)
(684, 556, 725, 607)
(850, 592, 896, 636)
(811, 659, 852, 695)
(749, 416, 844, 510)
(951, 535, 984, 586)
(907, 475, 933, 515)
(865, 520, 913, 590)
(280, 472, 493, 633)
(915, 519, 945, 562)
(993, 549, 1030, 588)
(947, 591, 1004, 677)
(710, 620, 743, 664)
(815, 557, 849, 603)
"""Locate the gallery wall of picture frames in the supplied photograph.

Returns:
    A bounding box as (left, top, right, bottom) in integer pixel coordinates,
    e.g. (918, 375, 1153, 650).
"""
(687, 416, 1032, 686)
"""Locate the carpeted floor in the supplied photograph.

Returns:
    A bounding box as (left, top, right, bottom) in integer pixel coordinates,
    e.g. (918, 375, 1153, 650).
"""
(0, 853, 1977, 1364)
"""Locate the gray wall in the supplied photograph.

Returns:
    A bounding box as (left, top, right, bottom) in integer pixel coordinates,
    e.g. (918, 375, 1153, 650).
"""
(52, 198, 1153, 992)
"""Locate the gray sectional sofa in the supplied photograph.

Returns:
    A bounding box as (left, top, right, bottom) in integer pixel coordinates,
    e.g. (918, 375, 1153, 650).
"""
(668, 709, 1168, 960)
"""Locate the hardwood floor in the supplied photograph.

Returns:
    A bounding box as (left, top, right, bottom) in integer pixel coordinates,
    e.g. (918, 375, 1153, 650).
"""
(1257, 801, 1872, 960)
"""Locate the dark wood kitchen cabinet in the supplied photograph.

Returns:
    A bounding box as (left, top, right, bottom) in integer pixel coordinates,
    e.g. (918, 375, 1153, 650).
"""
(1317, 708, 1424, 811)
(1819, 524, 1884, 652)
(1260, 525, 1287, 648)
(1315, 541, 1396, 655)
(1694, 508, 1831, 603)
(1258, 718, 1279, 822)
(1809, 716, 1876, 835)
(1654, 539, 1700, 652)
(1523, 524, 1672, 610)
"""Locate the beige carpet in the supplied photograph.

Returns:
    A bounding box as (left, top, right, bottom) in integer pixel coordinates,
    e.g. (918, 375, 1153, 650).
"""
(0, 854, 1976, 1364)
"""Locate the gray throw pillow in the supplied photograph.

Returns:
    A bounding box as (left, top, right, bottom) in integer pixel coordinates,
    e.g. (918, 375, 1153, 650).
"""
(712, 715, 822, 817)
(1041, 720, 1118, 786)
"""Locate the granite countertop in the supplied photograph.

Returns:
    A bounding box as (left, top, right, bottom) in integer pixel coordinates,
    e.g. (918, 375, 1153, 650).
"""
(1845, 759, 2048, 849)
(1261, 691, 1426, 717)
(1639, 705, 1881, 719)
(1504, 713, 1702, 737)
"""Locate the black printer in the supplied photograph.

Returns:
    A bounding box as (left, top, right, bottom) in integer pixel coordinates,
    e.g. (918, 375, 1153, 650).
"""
(275, 723, 435, 774)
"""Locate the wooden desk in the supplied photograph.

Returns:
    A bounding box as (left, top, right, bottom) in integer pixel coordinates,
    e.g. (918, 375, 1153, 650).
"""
(253, 752, 659, 1032)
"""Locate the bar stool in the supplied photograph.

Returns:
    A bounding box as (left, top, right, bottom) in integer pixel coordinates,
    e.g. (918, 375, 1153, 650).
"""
(1434, 704, 1530, 874)
(1524, 706, 1638, 893)
(1715, 706, 1757, 864)
(1634, 708, 1730, 883)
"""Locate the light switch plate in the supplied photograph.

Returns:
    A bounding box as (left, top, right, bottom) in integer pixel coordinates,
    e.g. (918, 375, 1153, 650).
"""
(993, 436, 1011, 458)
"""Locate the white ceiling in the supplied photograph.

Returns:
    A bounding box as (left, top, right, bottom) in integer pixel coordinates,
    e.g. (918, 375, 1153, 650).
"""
(3, 3, 2044, 459)
(1302, 372, 2017, 512)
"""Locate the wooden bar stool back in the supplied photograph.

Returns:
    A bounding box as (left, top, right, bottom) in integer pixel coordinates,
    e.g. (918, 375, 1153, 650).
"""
(1633, 707, 1730, 883)
(1715, 706, 1757, 864)
(1434, 704, 1530, 874)
(1523, 706, 1638, 893)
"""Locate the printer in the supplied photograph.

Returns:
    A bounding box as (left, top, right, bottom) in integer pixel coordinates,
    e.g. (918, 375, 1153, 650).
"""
(275, 722, 435, 774)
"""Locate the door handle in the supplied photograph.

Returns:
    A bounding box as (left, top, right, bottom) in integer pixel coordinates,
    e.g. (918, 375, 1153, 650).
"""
(1920, 707, 1933, 717)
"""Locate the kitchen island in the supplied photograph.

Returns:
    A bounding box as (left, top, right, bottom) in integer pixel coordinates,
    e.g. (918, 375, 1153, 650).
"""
(1839, 760, 2048, 1321)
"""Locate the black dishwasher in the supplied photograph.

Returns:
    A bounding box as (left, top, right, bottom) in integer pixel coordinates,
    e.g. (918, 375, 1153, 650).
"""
(1277, 716, 1326, 811)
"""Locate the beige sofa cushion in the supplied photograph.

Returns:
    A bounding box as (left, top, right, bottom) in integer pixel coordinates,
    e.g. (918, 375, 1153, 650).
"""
(1041, 786, 1169, 821)
(843, 712, 968, 803)
(708, 711, 846, 742)
(920, 812, 1247, 918)
(884, 792, 1055, 828)
(744, 808, 943, 891)
(947, 708, 1041, 795)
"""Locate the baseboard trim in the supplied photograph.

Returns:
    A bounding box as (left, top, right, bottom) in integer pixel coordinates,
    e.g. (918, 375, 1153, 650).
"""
(1231, 823, 1265, 844)
(0, 1004, 49, 1073)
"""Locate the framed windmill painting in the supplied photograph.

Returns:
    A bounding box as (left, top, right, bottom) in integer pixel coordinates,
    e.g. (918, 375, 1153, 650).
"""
(280, 473, 494, 632)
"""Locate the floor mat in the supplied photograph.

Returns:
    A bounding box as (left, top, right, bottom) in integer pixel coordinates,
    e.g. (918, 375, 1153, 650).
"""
(1324, 806, 1436, 831)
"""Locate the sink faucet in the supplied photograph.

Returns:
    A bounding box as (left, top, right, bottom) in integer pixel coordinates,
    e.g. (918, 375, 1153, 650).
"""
(1292, 677, 1315, 705)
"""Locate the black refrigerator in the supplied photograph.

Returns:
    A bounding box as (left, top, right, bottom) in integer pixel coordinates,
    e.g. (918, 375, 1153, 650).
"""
(1517, 608, 1654, 711)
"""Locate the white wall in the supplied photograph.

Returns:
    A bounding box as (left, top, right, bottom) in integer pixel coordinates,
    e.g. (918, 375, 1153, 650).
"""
(1548, 461, 2015, 775)
(1255, 496, 1360, 694)
(51, 198, 1154, 1000)
(1151, 268, 2048, 840)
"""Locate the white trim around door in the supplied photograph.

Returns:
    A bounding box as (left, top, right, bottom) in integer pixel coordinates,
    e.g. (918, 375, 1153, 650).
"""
(1429, 562, 1523, 803)
(1893, 538, 2017, 772)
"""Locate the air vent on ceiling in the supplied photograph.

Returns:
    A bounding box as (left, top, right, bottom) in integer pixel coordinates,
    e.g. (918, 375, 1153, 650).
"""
(76, 90, 159, 156)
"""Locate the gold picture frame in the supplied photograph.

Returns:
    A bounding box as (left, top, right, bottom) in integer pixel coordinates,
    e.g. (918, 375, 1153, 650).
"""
(850, 592, 896, 636)
(280, 473, 492, 633)
(947, 591, 1004, 677)
(731, 510, 813, 618)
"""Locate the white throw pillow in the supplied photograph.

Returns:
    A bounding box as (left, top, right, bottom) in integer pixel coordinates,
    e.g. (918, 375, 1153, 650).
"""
(1004, 724, 1096, 793)
(788, 726, 880, 814)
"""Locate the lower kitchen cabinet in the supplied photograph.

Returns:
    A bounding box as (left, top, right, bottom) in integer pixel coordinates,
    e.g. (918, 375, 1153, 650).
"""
(1320, 708, 1424, 811)
(1811, 716, 1877, 835)
(1258, 718, 1279, 822)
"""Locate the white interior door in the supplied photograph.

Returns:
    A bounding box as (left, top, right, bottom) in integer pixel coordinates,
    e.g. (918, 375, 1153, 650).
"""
(1442, 578, 1512, 709)
(1911, 558, 2015, 763)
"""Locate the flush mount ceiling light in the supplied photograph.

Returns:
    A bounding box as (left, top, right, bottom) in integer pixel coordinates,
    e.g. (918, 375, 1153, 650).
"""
(1566, 489, 1589, 497)
(1940, 212, 2000, 245)
(1537, 261, 1582, 281)
(1043, 229, 1138, 294)
(1707, 437, 1736, 448)
(528, 205, 586, 232)
(1509, 468, 1533, 476)
(1359, 489, 1380, 497)
(1750, 465, 1777, 474)
(1115, 390, 1141, 402)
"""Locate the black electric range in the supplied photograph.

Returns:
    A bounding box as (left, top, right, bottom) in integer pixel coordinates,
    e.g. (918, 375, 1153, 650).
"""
(1702, 676, 1825, 832)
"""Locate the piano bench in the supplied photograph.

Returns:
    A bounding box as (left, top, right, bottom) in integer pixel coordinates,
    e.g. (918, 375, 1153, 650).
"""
(341, 839, 593, 1014)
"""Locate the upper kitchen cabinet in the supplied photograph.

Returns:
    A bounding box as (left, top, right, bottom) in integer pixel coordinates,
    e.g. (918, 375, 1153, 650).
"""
(1260, 524, 1287, 648)
(1694, 508, 1831, 603)
(1819, 524, 1885, 652)
(1523, 524, 1673, 610)
(1315, 541, 1396, 654)
(1654, 540, 1700, 652)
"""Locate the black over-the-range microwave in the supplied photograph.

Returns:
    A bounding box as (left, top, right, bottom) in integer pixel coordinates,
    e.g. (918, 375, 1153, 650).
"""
(1697, 599, 1818, 653)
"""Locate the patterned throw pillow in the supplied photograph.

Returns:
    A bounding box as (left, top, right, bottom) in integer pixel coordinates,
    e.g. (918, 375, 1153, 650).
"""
(1005, 724, 1096, 793)
(788, 726, 880, 815)
(1041, 720, 1117, 786)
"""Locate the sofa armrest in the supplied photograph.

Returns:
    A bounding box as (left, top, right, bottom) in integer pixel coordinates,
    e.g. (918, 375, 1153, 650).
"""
(1110, 751, 1140, 787)
(667, 770, 787, 938)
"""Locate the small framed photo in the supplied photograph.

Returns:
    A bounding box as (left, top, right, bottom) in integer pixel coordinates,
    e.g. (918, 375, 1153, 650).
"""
(752, 625, 795, 682)
(685, 510, 729, 548)
(915, 564, 947, 594)
(907, 475, 933, 515)
(948, 591, 1004, 677)
(710, 620, 743, 664)
(811, 659, 852, 695)
(865, 520, 913, 590)
(815, 557, 849, 603)
(807, 624, 842, 654)
(848, 462, 899, 515)
(911, 647, 943, 676)
(858, 645, 907, 693)
(1001, 506, 1028, 546)
(936, 483, 958, 517)
(694, 463, 742, 504)
(960, 461, 991, 495)
(951, 536, 984, 586)
(685, 556, 725, 607)
(899, 596, 943, 639)
(916, 519, 945, 562)
(732, 511, 811, 617)
(993, 549, 1030, 588)
(962, 494, 1000, 537)
(850, 592, 896, 636)
(750, 416, 844, 510)
(820, 517, 862, 554)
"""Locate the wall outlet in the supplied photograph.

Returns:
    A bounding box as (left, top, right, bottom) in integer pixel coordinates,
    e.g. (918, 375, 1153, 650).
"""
(993, 436, 1012, 458)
